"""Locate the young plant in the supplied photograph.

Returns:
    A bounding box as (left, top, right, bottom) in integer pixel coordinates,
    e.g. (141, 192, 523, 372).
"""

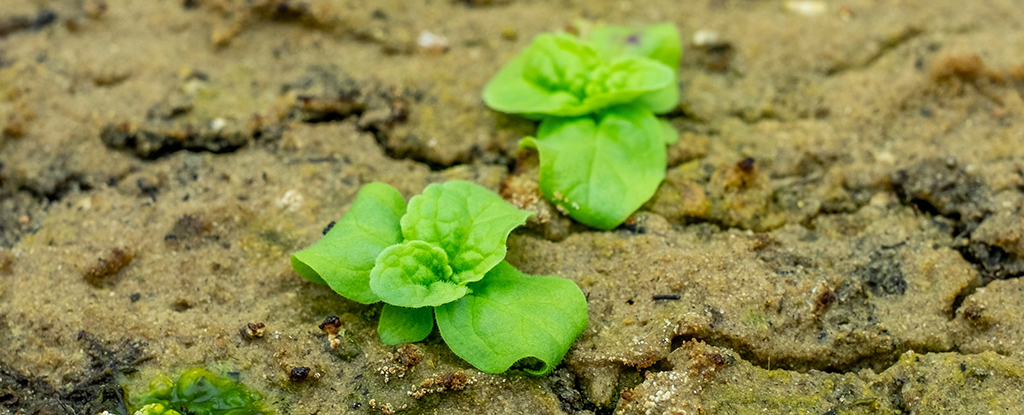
(482, 33, 676, 118)
(292, 181, 588, 375)
(484, 23, 682, 230)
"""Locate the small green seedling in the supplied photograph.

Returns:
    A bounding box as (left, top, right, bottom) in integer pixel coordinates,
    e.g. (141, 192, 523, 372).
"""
(483, 32, 675, 118)
(292, 181, 588, 375)
(130, 368, 268, 415)
(483, 23, 682, 230)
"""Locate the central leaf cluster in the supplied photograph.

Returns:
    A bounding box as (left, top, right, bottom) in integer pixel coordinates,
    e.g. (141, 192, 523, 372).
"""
(367, 180, 532, 308)
(291, 181, 588, 375)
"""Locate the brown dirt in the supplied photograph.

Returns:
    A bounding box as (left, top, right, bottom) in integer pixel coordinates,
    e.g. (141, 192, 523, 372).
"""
(3, 0, 1024, 414)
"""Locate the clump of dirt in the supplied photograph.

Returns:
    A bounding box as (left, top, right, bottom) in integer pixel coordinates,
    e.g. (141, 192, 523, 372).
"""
(82, 247, 134, 287)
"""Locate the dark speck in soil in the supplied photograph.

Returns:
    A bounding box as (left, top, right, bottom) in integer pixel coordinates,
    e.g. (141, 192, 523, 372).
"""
(853, 248, 908, 296)
(290, 366, 311, 381)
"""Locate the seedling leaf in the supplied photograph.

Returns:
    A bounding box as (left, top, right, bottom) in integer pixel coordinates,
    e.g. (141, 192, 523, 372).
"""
(482, 33, 674, 118)
(369, 240, 465, 308)
(401, 181, 533, 285)
(586, 22, 682, 70)
(586, 23, 682, 114)
(435, 261, 588, 375)
(521, 106, 667, 229)
(291, 182, 406, 304)
(378, 304, 435, 345)
(660, 118, 679, 144)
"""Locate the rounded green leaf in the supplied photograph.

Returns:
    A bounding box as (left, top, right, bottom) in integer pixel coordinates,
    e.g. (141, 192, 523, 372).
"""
(369, 240, 466, 308)
(579, 57, 675, 113)
(378, 304, 435, 345)
(290, 182, 406, 304)
(435, 261, 588, 375)
(401, 181, 533, 285)
(483, 33, 674, 117)
(522, 106, 667, 229)
(586, 23, 682, 114)
(660, 118, 680, 144)
(586, 22, 682, 70)
(483, 34, 592, 118)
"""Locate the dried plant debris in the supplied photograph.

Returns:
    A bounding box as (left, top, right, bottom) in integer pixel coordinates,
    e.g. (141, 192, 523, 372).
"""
(318, 316, 362, 361)
(408, 372, 470, 399)
(240, 322, 266, 340)
(377, 344, 423, 383)
(82, 248, 134, 288)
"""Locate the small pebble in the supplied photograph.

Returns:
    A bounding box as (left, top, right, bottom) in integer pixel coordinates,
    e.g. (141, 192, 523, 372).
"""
(417, 31, 449, 55)
(692, 29, 720, 47)
(240, 322, 266, 340)
(290, 366, 311, 381)
(785, 0, 826, 16)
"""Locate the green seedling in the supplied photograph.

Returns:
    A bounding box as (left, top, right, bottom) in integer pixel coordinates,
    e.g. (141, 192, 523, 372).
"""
(292, 181, 588, 375)
(130, 368, 268, 415)
(484, 23, 682, 230)
(482, 33, 675, 118)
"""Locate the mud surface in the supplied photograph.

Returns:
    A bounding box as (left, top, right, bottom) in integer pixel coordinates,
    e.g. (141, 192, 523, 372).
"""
(3, 0, 1024, 414)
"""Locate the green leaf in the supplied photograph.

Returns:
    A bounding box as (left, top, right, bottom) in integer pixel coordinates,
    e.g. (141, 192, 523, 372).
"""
(132, 369, 267, 415)
(586, 23, 682, 114)
(586, 23, 682, 70)
(580, 57, 678, 114)
(483, 33, 595, 118)
(133, 403, 183, 415)
(636, 79, 679, 114)
(378, 304, 435, 345)
(482, 33, 674, 118)
(521, 106, 667, 230)
(435, 261, 588, 375)
(401, 181, 533, 285)
(291, 182, 406, 304)
(660, 118, 679, 144)
(369, 240, 465, 308)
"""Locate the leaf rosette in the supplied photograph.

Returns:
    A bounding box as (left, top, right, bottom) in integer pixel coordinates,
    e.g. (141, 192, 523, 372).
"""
(291, 181, 588, 375)
(483, 33, 675, 118)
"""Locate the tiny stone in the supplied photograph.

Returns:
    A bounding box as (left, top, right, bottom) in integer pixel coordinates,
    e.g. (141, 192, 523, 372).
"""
(241, 322, 266, 340)
(290, 366, 311, 381)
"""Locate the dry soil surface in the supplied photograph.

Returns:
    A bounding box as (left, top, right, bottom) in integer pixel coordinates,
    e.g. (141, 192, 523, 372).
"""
(2, 0, 1024, 414)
